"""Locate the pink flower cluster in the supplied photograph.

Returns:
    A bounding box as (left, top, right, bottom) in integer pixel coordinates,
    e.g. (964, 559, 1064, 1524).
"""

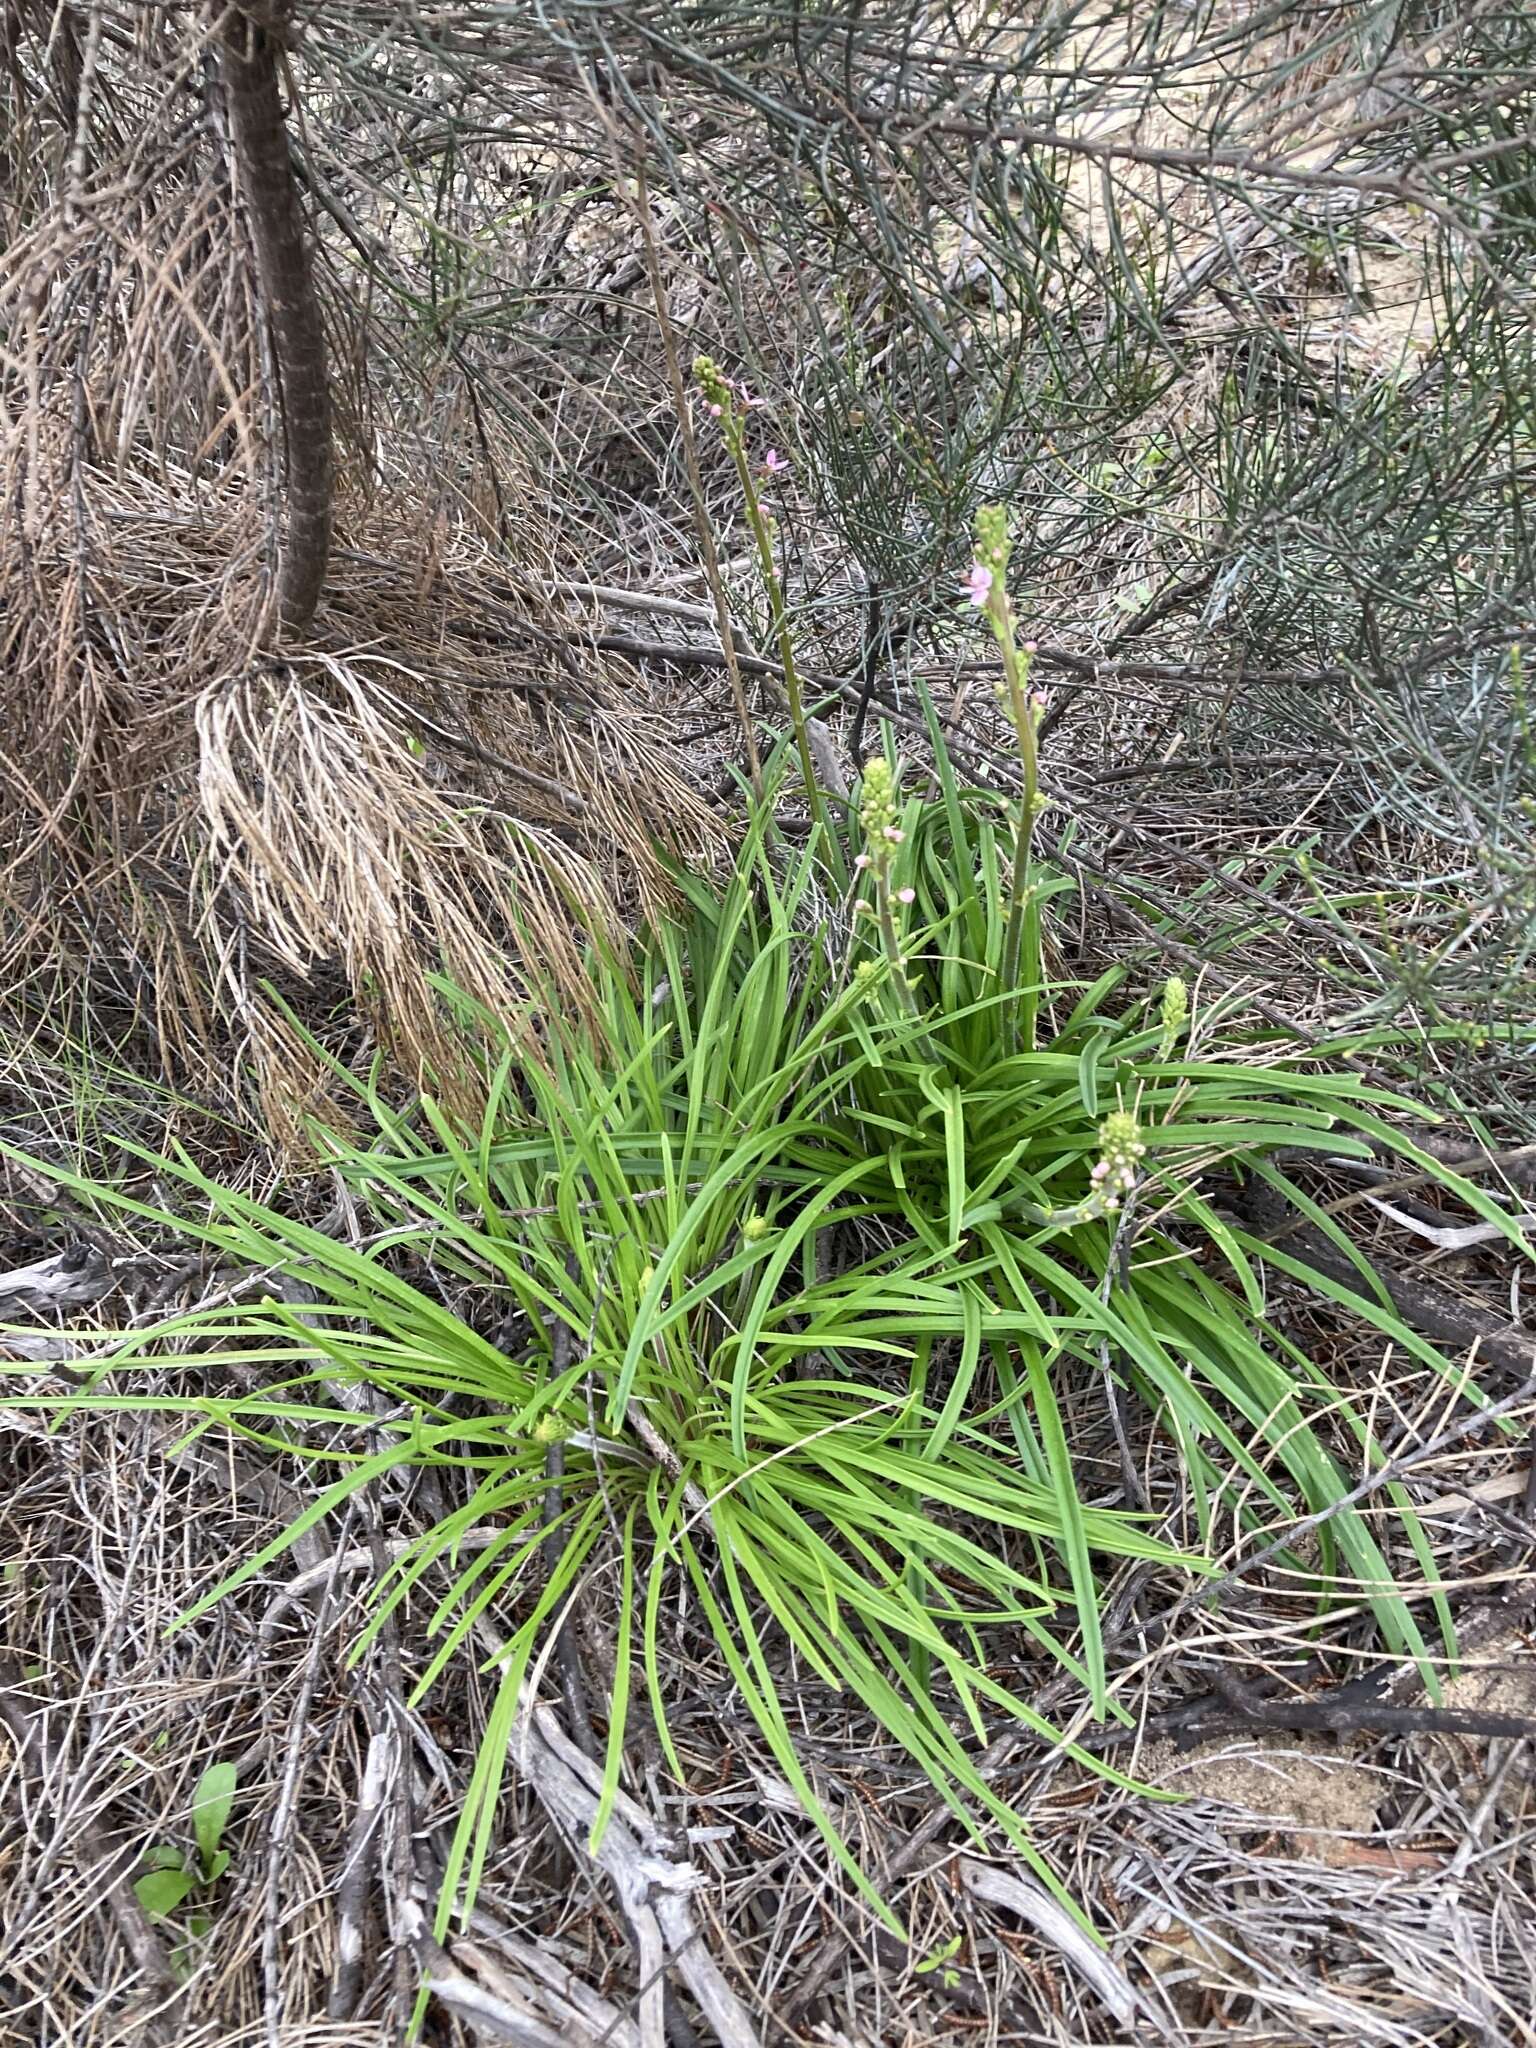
(963, 561, 994, 608)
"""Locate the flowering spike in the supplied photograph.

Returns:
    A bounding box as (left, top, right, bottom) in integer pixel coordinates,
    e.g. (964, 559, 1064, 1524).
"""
(859, 757, 899, 842)
(853, 757, 919, 1008)
(974, 503, 1011, 576)
(693, 355, 731, 411)
(1158, 975, 1189, 1057)
(1095, 1110, 1146, 1196)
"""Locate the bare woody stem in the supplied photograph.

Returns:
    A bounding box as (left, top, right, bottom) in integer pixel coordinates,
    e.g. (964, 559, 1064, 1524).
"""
(726, 437, 838, 864)
(221, 5, 333, 638)
(628, 168, 765, 802)
(993, 612, 1041, 1051)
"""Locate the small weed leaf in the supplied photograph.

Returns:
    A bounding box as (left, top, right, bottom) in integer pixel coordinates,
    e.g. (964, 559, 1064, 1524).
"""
(133, 1863, 197, 1921)
(192, 1762, 238, 1873)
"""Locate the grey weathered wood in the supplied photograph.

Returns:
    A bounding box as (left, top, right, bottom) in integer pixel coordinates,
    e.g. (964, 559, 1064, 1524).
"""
(956, 1856, 1150, 2030)
(0, 1243, 112, 1314)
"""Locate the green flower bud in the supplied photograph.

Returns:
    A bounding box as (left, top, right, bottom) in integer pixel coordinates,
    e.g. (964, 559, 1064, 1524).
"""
(693, 355, 730, 409)
(1157, 975, 1188, 1056)
(974, 503, 1011, 576)
(859, 756, 898, 839)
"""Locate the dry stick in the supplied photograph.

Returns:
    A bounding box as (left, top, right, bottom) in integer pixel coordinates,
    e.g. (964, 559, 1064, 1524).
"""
(1185, 1667, 1536, 1744)
(1299, 1144, 1536, 1226)
(1230, 1180, 1536, 1386)
(453, 1919, 646, 2047)
(464, 1618, 757, 2048)
(0, 1656, 180, 2045)
(221, 2, 332, 636)
(956, 1858, 1152, 2035)
(588, 621, 1352, 696)
(858, 104, 1471, 225)
(1088, 749, 1350, 787)
(61, 0, 98, 230)
(1081, 1666, 1536, 1750)
(373, 1549, 425, 2035)
(531, 1703, 757, 2048)
(396, 1900, 577, 2048)
(326, 1467, 415, 2026)
(328, 1719, 394, 2021)
(1036, 562, 1220, 747)
(0, 1241, 112, 1313)
(261, 1506, 356, 2048)
(314, 1186, 419, 2030)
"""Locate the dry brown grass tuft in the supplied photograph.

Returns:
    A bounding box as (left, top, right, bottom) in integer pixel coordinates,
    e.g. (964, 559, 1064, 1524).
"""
(0, 3, 718, 1128)
(0, 450, 718, 1121)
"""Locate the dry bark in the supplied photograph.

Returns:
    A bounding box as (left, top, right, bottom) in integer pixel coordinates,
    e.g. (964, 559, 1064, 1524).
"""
(220, 3, 333, 636)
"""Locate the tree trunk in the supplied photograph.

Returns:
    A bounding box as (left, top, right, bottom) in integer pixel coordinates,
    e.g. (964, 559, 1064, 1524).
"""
(221, 4, 332, 637)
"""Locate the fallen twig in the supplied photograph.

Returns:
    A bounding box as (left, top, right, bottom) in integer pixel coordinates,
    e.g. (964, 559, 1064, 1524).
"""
(1231, 1178, 1536, 1386)
(469, 1609, 759, 2048)
(262, 1510, 355, 2048)
(327, 1722, 395, 2020)
(399, 1897, 581, 2046)
(956, 1856, 1155, 2033)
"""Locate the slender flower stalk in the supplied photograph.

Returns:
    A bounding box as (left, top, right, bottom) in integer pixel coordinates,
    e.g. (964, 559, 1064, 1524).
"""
(853, 757, 918, 1014)
(694, 357, 835, 863)
(967, 506, 1047, 1049)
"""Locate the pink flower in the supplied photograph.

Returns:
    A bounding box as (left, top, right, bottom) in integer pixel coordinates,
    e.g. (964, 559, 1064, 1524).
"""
(761, 448, 790, 474)
(896, 887, 916, 905)
(1021, 638, 1039, 655)
(707, 402, 723, 417)
(854, 853, 872, 871)
(1028, 689, 1049, 718)
(963, 562, 993, 608)
(884, 826, 904, 844)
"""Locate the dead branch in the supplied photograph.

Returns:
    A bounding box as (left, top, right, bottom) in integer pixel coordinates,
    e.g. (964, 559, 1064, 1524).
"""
(220, 2, 332, 635)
